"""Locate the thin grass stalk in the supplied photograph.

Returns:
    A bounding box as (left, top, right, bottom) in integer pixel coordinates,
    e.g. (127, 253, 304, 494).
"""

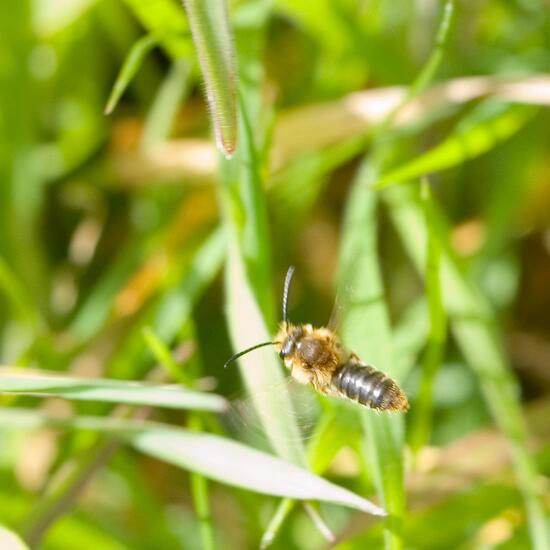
(408, 181, 447, 454)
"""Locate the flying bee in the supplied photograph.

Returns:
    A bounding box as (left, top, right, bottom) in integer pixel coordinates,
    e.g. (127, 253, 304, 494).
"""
(225, 267, 409, 412)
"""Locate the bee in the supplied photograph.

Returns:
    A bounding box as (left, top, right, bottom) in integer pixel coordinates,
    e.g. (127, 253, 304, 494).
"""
(225, 267, 409, 412)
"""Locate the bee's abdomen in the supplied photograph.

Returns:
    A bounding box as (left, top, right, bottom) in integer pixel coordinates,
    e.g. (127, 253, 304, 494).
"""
(332, 362, 408, 412)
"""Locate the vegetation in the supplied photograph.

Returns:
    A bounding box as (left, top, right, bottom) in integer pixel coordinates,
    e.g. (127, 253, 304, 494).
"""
(1, 0, 549, 548)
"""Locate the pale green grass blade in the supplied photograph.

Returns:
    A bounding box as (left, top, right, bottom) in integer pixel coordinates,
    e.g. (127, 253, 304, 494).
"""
(220, 82, 305, 465)
(375, 104, 536, 188)
(408, 182, 447, 454)
(140, 58, 191, 151)
(104, 34, 159, 115)
(0, 409, 385, 516)
(223, 245, 305, 466)
(384, 183, 549, 550)
(338, 160, 406, 550)
(182, 0, 237, 157)
(0, 369, 227, 412)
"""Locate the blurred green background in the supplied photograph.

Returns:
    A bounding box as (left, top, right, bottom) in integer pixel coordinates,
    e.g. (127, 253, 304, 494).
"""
(1, 0, 550, 549)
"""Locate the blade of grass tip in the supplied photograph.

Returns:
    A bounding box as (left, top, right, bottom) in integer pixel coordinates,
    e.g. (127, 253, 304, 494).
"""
(376, 0, 455, 136)
(383, 183, 550, 550)
(303, 503, 336, 544)
(408, 180, 447, 456)
(338, 159, 406, 550)
(2, 409, 386, 516)
(182, 0, 237, 158)
(104, 34, 159, 114)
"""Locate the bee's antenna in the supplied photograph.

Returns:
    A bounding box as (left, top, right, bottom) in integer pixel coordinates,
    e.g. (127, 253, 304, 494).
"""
(282, 265, 296, 325)
(223, 341, 277, 369)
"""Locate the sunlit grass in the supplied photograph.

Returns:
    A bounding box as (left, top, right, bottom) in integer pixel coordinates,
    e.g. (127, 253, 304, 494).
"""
(0, 0, 549, 548)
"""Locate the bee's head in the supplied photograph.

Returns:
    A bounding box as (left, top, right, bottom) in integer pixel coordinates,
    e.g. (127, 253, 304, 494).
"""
(278, 326, 303, 360)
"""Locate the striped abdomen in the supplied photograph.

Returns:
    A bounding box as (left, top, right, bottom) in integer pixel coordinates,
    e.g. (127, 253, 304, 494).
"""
(332, 361, 408, 412)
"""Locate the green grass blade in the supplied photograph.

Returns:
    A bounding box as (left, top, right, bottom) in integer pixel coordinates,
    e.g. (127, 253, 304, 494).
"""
(182, 0, 237, 157)
(220, 75, 305, 465)
(384, 183, 550, 550)
(0, 409, 386, 516)
(0, 369, 227, 412)
(104, 34, 159, 115)
(140, 58, 191, 151)
(259, 498, 294, 550)
(338, 160, 406, 550)
(141, 327, 185, 383)
(375, 104, 536, 189)
(121, 0, 192, 58)
(408, 182, 447, 454)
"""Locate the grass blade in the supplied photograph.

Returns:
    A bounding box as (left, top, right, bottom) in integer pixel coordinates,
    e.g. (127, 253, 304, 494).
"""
(0, 409, 386, 516)
(182, 0, 237, 157)
(375, 104, 536, 189)
(104, 34, 159, 115)
(220, 74, 305, 465)
(0, 369, 227, 412)
(408, 182, 447, 454)
(338, 160, 406, 550)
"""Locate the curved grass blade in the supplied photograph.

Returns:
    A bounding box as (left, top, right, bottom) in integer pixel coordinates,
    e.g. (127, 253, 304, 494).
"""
(105, 34, 159, 115)
(182, 0, 237, 158)
(0, 409, 386, 517)
(122, 0, 192, 58)
(0, 369, 227, 412)
(375, 104, 536, 189)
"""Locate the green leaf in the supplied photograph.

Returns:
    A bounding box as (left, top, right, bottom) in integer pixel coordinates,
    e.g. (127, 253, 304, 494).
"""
(0, 409, 386, 516)
(183, 0, 238, 157)
(0, 369, 227, 412)
(375, 104, 536, 188)
(105, 34, 159, 115)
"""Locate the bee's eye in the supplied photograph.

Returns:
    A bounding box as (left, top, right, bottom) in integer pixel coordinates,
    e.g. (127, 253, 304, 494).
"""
(279, 350, 284, 359)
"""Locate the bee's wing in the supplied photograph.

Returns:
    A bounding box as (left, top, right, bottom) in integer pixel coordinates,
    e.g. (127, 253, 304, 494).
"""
(221, 376, 321, 451)
(327, 281, 356, 333)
